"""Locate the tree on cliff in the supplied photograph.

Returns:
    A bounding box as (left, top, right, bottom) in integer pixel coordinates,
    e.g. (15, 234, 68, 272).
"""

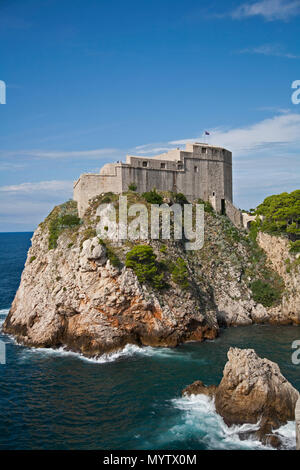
(256, 190, 300, 243)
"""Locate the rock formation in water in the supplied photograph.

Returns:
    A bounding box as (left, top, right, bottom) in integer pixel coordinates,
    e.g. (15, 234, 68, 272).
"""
(2, 192, 300, 356)
(183, 347, 299, 447)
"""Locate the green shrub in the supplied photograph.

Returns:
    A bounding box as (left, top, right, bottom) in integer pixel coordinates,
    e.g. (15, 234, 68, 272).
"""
(160, 244, 167, 253)
(142, 189, 163, 205)
(59, 214, 81, 227)
(80, 227, 96, 247)
(125, 245, 165, 289)
(198, 198, 214, 214)
(48, 217, 61, 249)
(251, 279, 281, 307)
(248, 219, 261, 242)
(171, 257, 189, 290)
(290, 240, 300, 253)
(173, 193, 188, 205)
(101, 195, 112, 203)
(97, 239, 121, 268)
(225, 225, 241, 243)
(106, 246, 121, 268)
(128, 182, 137, 191)
(29, 256, 36, 263)
(48, 211, 81, 250)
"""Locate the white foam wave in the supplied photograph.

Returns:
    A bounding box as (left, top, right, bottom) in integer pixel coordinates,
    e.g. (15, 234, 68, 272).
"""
(168, 394, 296, 450)
(0, 309, 9, 315)
(17, 343, 147, 364)
(0, 308, 9, 327)
(16, 336, 206, 365)
(17, 342, 192, 364)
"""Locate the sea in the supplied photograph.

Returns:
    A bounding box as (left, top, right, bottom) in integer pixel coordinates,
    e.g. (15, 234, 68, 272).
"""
(0, 232, 299, 450)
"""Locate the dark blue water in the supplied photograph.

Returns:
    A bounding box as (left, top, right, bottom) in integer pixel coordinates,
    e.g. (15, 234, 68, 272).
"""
(0, 233, 299, 450)
(0, 233, 32, 310)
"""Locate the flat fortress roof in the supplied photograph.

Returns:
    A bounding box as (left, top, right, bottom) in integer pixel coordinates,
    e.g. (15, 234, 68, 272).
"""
(126, 143, 230, 162)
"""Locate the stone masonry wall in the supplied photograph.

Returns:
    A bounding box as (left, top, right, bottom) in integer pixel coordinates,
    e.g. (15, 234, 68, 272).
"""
(73, 143, 234, 219)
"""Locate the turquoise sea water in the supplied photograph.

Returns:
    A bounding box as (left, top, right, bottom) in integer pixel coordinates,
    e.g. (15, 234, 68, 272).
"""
(0, 232, 299, 450)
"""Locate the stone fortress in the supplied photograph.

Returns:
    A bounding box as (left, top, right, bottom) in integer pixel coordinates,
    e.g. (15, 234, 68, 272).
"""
(73, 142, 250, 228)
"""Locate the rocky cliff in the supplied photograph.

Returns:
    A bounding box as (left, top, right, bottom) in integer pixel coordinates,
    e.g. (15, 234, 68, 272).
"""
(183, 347, 299, 448)
(257, 232, 300, 324)
(2, 193, 300, 356)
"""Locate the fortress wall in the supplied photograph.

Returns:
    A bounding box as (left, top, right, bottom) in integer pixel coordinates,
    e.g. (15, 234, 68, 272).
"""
(207, 160, 225, 201)
(122, 152, 232, 203)
(225, 199, 243, 228)
(73, 143, 235, 220)
(126, 156, 179, 171)
(176, 157, 204, 200)
(121, 166, 179, 195)
(224, 161, 233, 201)
(74, 171, 122, 217)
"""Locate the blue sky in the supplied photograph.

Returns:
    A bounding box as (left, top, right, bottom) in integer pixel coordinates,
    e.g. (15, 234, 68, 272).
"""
(0, 0, 300, 231)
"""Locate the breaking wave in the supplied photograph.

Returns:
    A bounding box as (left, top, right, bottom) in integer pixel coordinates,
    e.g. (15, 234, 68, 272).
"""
(16, 341, 205, 365)
(166, 394, 296, 450)
(0, 309, 9, 327)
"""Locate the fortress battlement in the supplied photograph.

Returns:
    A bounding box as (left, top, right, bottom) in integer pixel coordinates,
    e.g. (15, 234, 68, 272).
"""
(73, 142, 243, 228)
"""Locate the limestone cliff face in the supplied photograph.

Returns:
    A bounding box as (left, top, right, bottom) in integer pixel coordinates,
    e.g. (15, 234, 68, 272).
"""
(2, 195, 300, 356)
(2, 212, 218, 356)
(183, 347, 299, 448)
(257, 232, 300, 324)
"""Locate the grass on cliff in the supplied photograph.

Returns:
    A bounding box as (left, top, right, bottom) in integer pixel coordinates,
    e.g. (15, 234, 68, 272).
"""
(40, 200, 82, 250)
(250, 279, 282, 307)
(40, 193, 286, 308)
(239, 220, 285, 307)
(98, 238, 122, 268)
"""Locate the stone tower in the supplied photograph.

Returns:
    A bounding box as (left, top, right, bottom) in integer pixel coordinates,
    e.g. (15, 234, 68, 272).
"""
(73, 142, 242, 227)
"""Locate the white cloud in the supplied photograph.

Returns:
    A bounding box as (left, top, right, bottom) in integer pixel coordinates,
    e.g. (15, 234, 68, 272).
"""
(0, 180, 74, 193)
(1, 112, 299, 229)
(0, 182, 74, 231)
(231, 0, 300, 21)
(166, 113, 300, 156)
(28, 148, 118, 159)
(207, 112, 300, 155)
(238, 43, 300, 58)
(0, 148, 119, 160)
(0, 162, 26, 171)
(257, 106, 291, 113)
(131, 112, 300, 209)
(131, 144, 178, 155)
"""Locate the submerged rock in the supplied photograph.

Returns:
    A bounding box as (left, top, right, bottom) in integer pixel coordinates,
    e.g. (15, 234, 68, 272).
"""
(183, 347, 299, 448)
(182, 380, 217, 398)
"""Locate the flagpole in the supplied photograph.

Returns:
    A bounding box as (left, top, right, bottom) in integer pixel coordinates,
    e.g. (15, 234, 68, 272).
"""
(203, 131, 210, 144)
